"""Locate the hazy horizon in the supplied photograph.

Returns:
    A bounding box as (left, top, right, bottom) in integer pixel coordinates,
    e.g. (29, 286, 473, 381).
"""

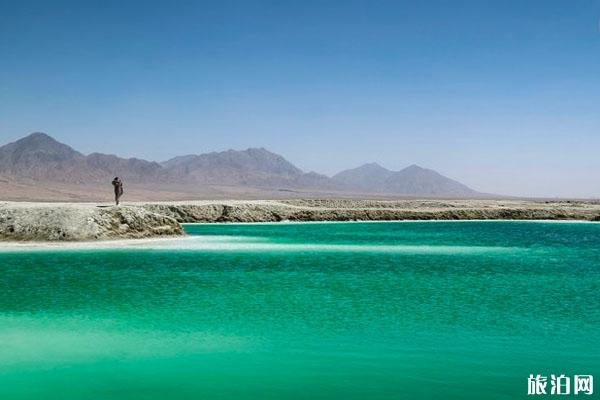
(1, 1, 599, 198)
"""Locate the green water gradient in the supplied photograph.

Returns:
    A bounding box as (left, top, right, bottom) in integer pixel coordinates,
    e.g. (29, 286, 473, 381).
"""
(0, 221, 599, 399)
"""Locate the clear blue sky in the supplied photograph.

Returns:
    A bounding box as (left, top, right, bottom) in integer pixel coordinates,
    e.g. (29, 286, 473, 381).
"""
(1, 0, 599, 197)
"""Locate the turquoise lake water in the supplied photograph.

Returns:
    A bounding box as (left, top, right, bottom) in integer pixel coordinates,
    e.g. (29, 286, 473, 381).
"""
(0, 221, 599, 399)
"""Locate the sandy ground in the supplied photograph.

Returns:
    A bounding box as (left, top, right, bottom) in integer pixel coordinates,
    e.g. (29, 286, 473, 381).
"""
(0, 179, 368, 202)
(2, 198, 599, 213)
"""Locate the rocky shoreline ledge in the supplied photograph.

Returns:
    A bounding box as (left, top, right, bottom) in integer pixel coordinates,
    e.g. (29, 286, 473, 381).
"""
(0, 203, 182, 241)
(143, 199, 600, 223)
(1, 199, 599, 241)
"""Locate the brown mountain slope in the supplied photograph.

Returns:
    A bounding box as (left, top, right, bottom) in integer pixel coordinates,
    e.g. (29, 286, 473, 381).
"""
(0, 133, 483, 200)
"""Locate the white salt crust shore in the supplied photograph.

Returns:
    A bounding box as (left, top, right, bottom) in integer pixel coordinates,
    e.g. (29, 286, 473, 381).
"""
(0, 234, 528, 255)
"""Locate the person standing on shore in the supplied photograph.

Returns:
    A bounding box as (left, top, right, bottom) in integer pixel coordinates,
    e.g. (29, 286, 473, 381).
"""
(112, 177, 124, 205)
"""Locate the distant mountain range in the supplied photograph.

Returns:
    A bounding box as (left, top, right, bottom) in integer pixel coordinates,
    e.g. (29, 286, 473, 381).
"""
(332, 162, 478, 196)
(0, 133, 482, 198)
